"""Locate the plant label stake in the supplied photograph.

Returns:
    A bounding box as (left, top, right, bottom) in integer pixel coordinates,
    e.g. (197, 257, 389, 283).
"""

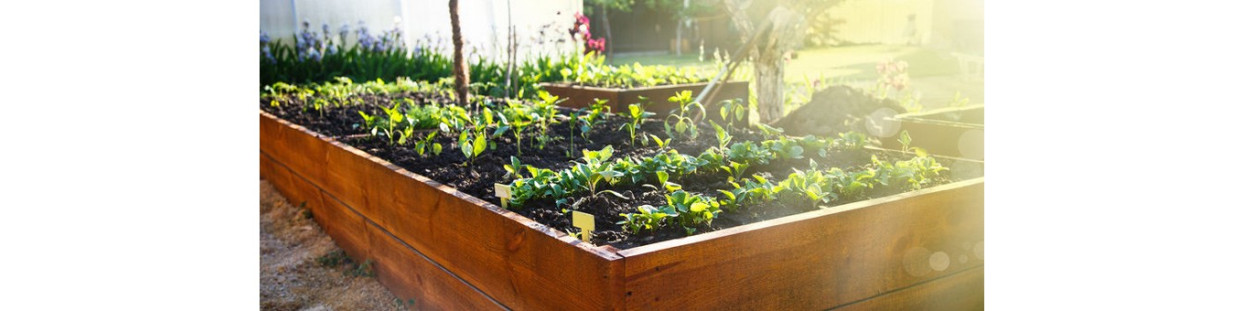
(494, 183, 511, 209)
(572, 211, 595, 243)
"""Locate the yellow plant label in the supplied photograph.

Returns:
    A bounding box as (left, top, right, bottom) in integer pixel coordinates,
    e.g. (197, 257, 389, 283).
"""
(572, 211, 595, 243)
(494, 183, 511, 209)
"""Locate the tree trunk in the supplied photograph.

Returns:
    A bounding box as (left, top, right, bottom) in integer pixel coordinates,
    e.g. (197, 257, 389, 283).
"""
(754, 52, 785, 123)
(448, 0, 470, 107)
(601, 6, 613, 56)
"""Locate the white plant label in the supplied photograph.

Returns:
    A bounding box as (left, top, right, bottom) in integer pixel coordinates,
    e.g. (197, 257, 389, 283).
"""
(494, 183, 511, 209)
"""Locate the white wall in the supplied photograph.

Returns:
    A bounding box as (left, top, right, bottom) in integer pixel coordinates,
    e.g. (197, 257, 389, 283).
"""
(260, 0, 583, 61)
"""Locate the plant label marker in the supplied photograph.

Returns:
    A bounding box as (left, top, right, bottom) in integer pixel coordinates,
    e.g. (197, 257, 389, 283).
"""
(494, 183, 511, 208)
(572, 211, 595, 243)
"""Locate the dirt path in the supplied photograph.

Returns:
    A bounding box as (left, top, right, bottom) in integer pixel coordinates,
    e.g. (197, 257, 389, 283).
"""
(260, 180, 407, 311)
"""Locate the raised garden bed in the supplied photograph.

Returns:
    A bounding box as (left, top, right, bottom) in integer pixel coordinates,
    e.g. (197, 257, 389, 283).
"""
(260, 119, 982, 309)
(881, 105, 984, 160)
(259, 79, 983, 309)
(540, 81, 750, 123)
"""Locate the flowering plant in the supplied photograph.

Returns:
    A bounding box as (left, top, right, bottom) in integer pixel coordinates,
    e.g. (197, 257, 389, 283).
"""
(569, 12, 606, 55)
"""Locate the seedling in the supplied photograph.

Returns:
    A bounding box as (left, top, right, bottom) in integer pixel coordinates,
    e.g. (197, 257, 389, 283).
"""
(458, 131, 486, 166)
(710, 121, 732, 152)
(617, 205, 670, 234)
(619, 101, 649, 146)
(898, 130, 912, 152)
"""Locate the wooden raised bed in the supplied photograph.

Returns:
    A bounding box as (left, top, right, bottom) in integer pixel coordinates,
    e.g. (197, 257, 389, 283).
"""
(539, 81, 750, 123)
(260, 110, 984, 310)
(880, 105, 985, 160)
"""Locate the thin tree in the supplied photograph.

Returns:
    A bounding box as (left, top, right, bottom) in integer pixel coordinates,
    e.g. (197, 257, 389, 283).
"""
(449, 0, 470, 107)
(722, 0, 841, 123)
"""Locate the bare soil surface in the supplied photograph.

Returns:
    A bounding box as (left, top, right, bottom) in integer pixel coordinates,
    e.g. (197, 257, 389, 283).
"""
(260, 180, 405, 311)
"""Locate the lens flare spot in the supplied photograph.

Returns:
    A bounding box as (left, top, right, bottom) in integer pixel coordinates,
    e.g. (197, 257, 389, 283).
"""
(929, 251, 951, 271)
(958, 129, 984, 159)
(866, 108, 902, 138)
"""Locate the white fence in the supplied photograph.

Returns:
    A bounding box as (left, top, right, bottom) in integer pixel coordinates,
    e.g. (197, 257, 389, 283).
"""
(260, 0, 583, 60)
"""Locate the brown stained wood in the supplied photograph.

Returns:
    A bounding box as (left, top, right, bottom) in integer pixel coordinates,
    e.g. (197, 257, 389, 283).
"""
(259, 112, 332, 185)
(830, 266, 983, 311)
(262, 109, 986, 310)
(365, 217, 504, 311)
(618, 179, 984, 310)
(260, 111, 626, 310)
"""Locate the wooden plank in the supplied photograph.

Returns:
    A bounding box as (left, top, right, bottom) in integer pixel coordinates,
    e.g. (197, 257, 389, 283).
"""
(364, 216, 506, 311)
(259, 112, 331, 187)
(830, 266, 983, 311)
(260, 152, 325, 225)
(261, 112, 627, 310)
(879, 107, 984, 160)
(618, 179, 984, 310)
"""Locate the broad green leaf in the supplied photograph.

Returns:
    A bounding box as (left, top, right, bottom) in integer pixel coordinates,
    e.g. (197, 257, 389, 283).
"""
(473, 133, 486, 156)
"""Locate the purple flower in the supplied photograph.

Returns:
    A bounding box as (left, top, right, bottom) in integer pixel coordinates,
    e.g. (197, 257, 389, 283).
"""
(262, 45, 275, 64)
(260, 32, 271, 44)
(339, 24, 350, 41)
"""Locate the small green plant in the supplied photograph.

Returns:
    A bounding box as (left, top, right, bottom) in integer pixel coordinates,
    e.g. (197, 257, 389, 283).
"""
(663, 190, 720, 235)
(649, 134, 671, 150)
(718, 98, 747, 128)
(663, 90, 704, 140)
(510, 118, 531, 156)
(721, 161, 749, 182)
(836, 131, 868, 150)
(458, 131, 486, 166)
(710, 121, 732, 152)
(898, 130, 912, 152)
(566, 110, 580, 158)
(617, 205, 671, 234)
(619, 101, 649, 146)
(413, 131, 442, 157)
(378, 103, 406, 145)
(579, 99, 609, 141)
(503, 156, 526, 180)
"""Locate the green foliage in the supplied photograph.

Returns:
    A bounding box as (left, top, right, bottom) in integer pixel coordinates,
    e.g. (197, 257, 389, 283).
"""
(898, 130, 912, 152)
(662, 190, 721, 234)
(413, 131, 442, 157)
(619, 100, 650, 146)
(836, 131, 868, 150)
(458, 131, 487, 166)
(710, 121, 732, 152)
(663, 90, 704, 140)
(718, 98, 747, 128)
(617, 205, 670, 234)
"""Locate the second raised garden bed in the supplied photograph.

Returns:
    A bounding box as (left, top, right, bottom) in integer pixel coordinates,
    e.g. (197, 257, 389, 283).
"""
(260, 109, 984, 310)
(881, 105, 985, 160)
(540, 81, 750, 123)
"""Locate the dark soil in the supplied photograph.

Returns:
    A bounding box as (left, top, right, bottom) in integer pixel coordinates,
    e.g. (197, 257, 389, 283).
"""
(260, 90, 982, 249)
(774, 85, 907, 137)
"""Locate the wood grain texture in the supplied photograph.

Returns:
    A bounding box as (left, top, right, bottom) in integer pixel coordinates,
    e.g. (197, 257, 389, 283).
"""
(261, 111, 625, 310)
(364, 214, 505, 311)
(618, 179, 984, 310)
(262, 110, 985, 310)
(830, 266, 983, 311)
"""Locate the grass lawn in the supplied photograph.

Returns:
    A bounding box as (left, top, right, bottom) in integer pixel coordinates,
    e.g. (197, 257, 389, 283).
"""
(608, 44, 962, 82)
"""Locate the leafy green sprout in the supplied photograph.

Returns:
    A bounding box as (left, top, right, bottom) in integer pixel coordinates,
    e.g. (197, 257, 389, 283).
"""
(458, 131, 486, 166)
(619, 101, 651, 146)
(663, 90, 704, 140)
(413, 131, 441, 157)
(617, 205, 670, 234)
(898, 130, 912, 153)
(718, 98, 747, 129)
(710, 121, 732, 152)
